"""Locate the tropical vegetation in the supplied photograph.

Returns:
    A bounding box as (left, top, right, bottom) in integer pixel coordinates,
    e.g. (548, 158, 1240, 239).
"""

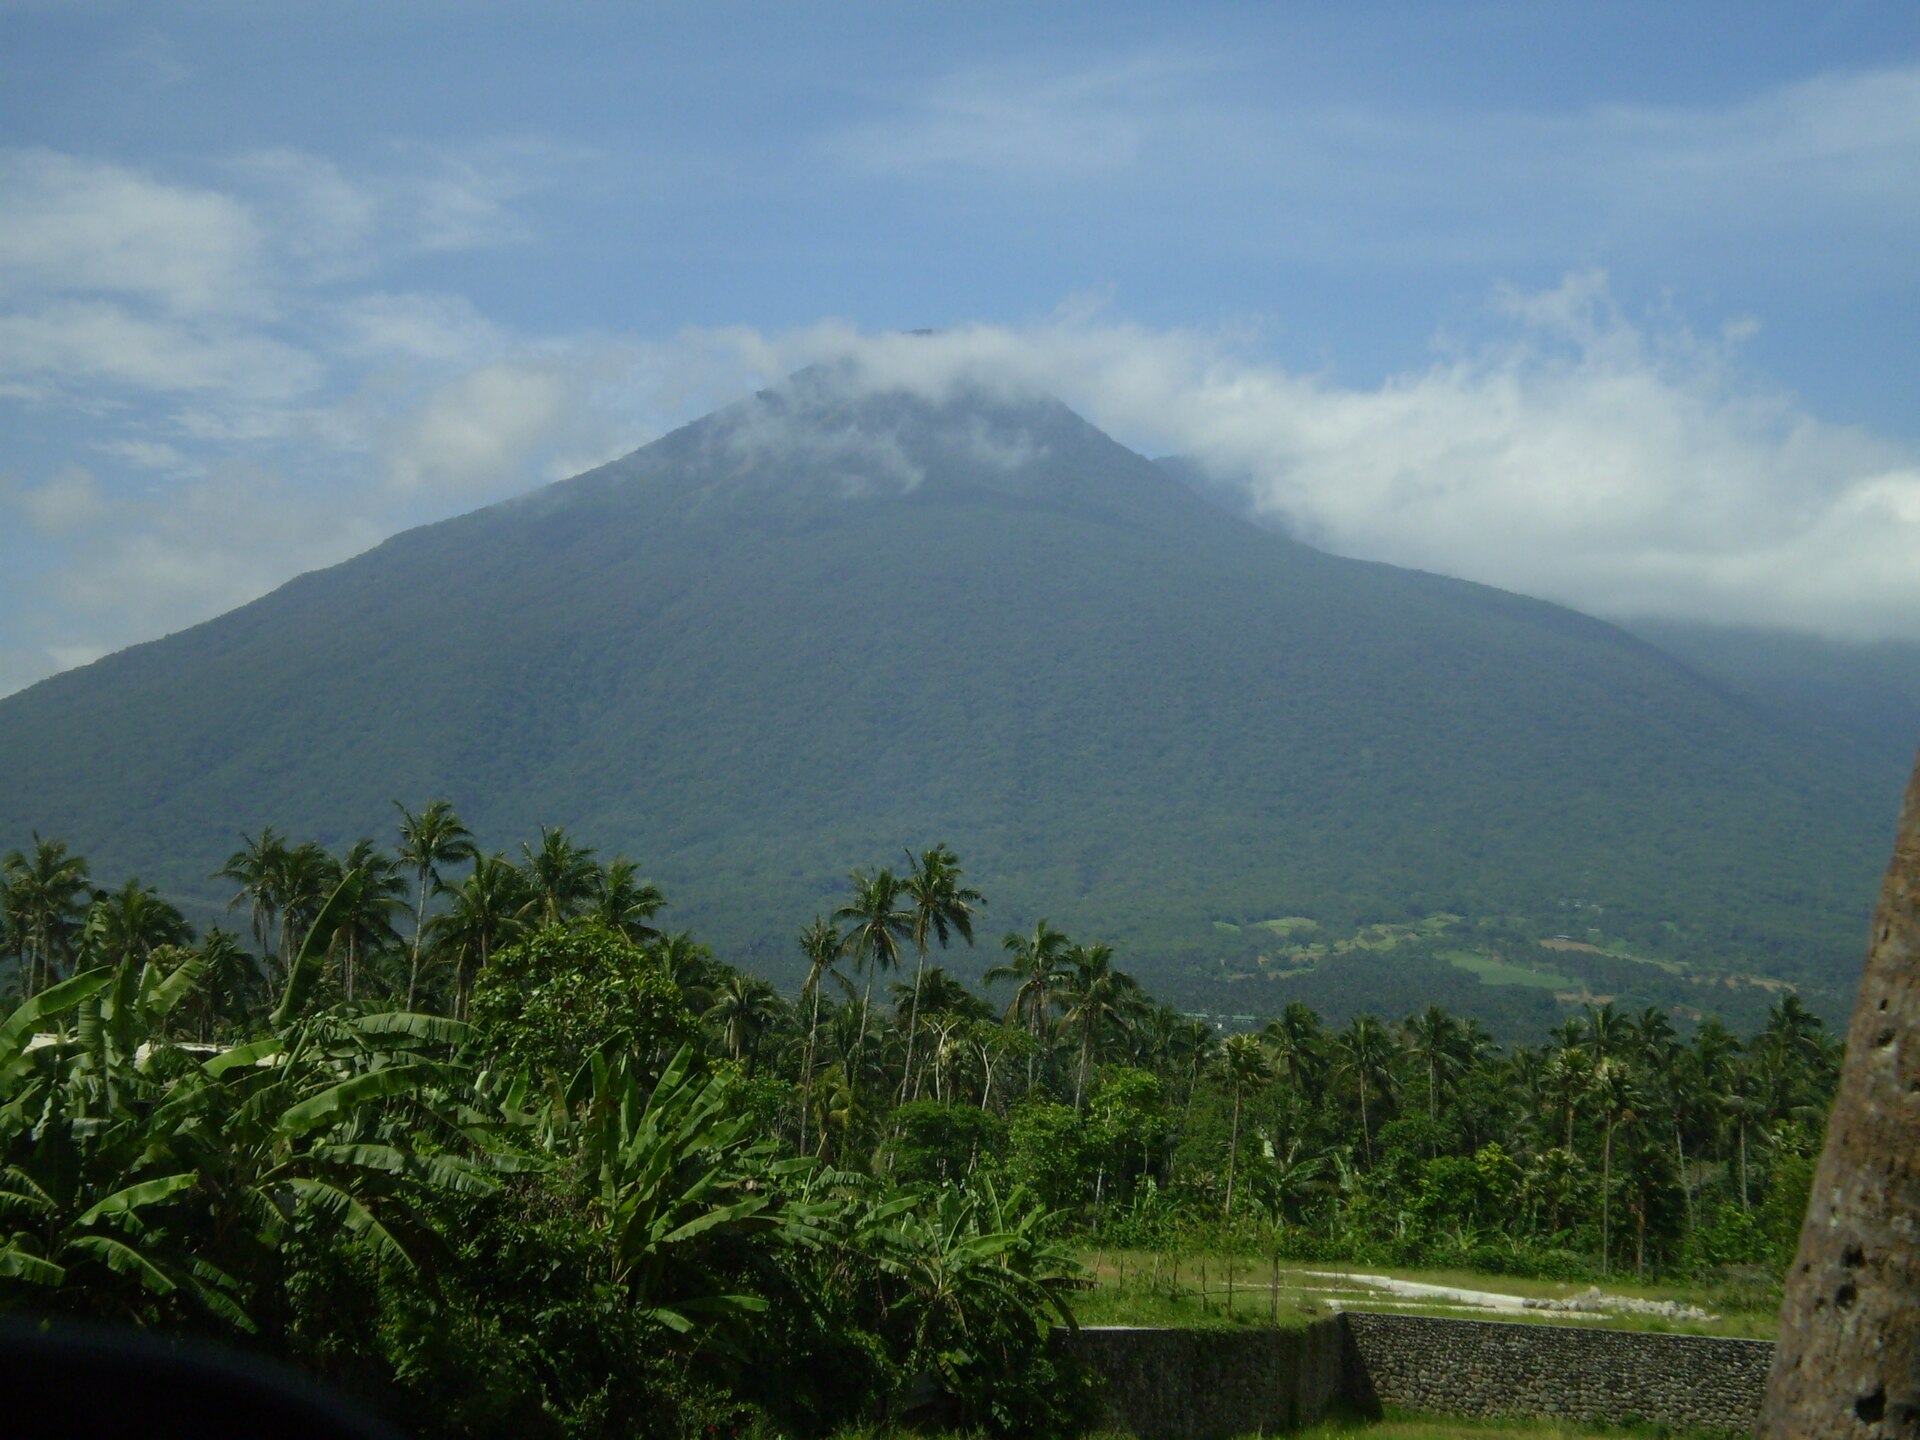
(0, 815, 1842, 1436)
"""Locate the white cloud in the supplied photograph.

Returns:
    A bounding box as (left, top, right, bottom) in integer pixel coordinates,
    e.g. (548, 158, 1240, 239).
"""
(230, 141, 563, 277)
(825, 58, 1920, 277)
(332, 292, 508, 365)
(0, 300, 322, 400)
(10, 465, 105, 533)
(93, 438, 196, 474)
(380, 363, 578, 497)
(42, 461, 384, 634)
(826, 57, 1196, 178)
(0, 149, 266, 315)
(692, 281, 1920, 642)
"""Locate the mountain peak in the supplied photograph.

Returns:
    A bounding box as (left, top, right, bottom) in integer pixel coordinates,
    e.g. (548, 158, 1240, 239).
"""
(553, 366, 1200, 530)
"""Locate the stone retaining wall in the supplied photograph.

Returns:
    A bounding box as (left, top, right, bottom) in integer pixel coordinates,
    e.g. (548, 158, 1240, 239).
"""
(1059, 1322, 1347, 1440)
(1063, 1312, 1774, 1437)
(1342, 1312, 1772, 1435)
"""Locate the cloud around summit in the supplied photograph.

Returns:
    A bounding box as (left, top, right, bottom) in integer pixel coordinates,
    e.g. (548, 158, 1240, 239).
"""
(715, 287, 1920, 645)
(4, 260, 1920, 698)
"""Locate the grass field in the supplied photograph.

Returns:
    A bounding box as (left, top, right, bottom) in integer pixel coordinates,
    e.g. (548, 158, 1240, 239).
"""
(1069, 1251, 1780, 1341)
(1439, 950, 1574, 990)
(1287, 1413, 1719, 1439)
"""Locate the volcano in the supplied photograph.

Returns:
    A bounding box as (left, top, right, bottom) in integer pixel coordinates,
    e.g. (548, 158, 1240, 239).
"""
(0, 368, 1895, 1021)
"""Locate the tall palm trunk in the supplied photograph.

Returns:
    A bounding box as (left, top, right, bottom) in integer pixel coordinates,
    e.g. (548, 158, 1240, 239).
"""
(406, 865, 430, 1010)
(856, 972, 875, 1092)
(456, 932, 489, 1023)
(1737, 1120, 1750, 1210)
(1358, 1078, 1373, 1165)
(1759, 755, 1920, 1436)
(799, 982, 823, 1156)
(1224, 1086, 1242, 1218)
(1674, 1120, 1695, 1233)
(1601, 1115, 1614, 1276)
(899, 943, 928, 1104)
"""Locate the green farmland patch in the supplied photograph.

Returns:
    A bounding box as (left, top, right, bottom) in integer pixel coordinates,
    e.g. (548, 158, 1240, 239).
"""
(1444, 949, 1575, 990)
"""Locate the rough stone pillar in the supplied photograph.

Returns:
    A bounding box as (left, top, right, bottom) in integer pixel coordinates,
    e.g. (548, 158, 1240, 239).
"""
(1760, 752, 1920, 1438)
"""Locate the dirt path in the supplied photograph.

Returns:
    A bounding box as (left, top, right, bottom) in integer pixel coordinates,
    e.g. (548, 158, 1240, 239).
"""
(1295, 1269, 1537, 1313)
(1292, 1269, 1716, 1323)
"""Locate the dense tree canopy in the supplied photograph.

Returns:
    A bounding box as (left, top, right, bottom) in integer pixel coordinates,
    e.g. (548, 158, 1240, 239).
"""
(0, 816, 1844, 1437)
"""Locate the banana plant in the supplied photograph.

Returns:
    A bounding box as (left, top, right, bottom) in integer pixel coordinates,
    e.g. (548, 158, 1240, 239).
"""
(862, 1178, 1082, 1418)
(0, 934, 514, 1333)
(573, 1044, 793, 1338)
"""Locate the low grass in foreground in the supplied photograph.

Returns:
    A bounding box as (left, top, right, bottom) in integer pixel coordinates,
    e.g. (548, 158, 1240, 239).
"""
(831, 1415, 1708, 1440)
(1291, 1411, 1726, 1438)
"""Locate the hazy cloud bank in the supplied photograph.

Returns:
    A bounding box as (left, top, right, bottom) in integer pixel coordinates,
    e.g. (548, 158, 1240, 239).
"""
(703, 282, 1920, 643)
(0, 142, 650, 696)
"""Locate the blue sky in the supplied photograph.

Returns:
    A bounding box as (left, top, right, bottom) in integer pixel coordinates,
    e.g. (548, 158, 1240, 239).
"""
(3, 1, 1919, 695)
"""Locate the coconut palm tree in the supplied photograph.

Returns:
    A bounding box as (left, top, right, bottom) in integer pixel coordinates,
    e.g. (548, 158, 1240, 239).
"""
(1584, 1000, 1631, 1064)
(214, 827, 286, 970)
(1402, 1003, 1472, 1125)
(650, 931, 720, 1011)
(1590, 1056, 1641, 1274)
(985, 918, 1074, 1092)
(331, 839, 406, 1004)
(1717, 1059, 1767, 1212)
(396, 800, 477, 1008)
(705, 973, 784, 1072)
(893, 966, 991, 1023)
(897, 844, 983, 1103)
(268, 842, 340, 985)
(88, 877, 193, 968)
(182, 927, 263, 1041)
(592, 857, 668, 944)
(833, 866, 912, 1087)
(1059, 942, 1141, 1110)
(1333, 1014, 1398, 1165)
(428, 852, 529, 1020)
(1262, 1001, 1327, 1102)
(4, 835, 92, 996)
(1217, 1033, 1273, 1218)
(1174, 1016, 1220, 1130)
(795, 915, 844, 1155)
(517, 825, 598, 931)
(1541, 1044, 1596, 1156)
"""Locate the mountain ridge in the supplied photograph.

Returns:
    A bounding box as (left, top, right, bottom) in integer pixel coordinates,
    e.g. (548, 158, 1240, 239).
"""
(0, 375, 1898, 1027)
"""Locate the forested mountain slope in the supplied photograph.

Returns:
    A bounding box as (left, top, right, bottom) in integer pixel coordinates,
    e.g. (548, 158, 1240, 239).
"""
(0, 370, 1897, 1017)
(1621, 619, 1920, 787)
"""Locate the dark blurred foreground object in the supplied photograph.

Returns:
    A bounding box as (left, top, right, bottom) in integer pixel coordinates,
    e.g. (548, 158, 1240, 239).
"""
(1760, 751, 1920, 1438)
(0, 1318, 405, 1440)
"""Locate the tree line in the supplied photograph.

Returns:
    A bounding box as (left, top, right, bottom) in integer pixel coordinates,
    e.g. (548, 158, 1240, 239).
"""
(2, 812, 1841, 1435)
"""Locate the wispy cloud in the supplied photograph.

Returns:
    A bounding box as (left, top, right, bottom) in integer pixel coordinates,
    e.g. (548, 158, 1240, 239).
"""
(825, 56, 1203, 179)
(824, 56, 1920, 275)
(0, 141, 625, 694)
(698, 281, 1920, 644)
(0, 149, 266, 315)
